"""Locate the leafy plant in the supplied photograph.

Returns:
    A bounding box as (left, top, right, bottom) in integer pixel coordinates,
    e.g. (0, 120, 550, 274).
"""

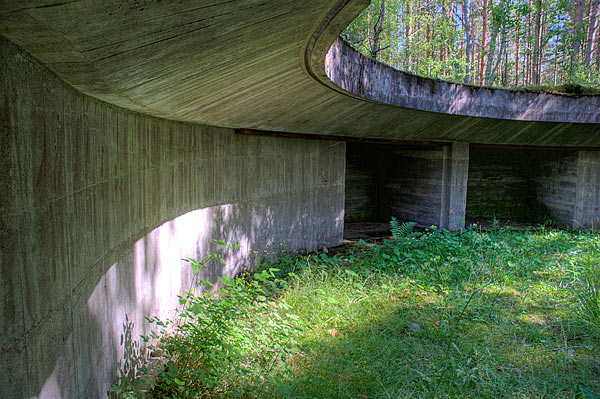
(183, 239, 239, 275)
(108, 315, 151, 399)
(143, 261, 303, 397)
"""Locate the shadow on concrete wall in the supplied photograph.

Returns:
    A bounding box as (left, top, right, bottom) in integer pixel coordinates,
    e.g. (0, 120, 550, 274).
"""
(33, 197, 344, 398)
(1, 35, 345, 398)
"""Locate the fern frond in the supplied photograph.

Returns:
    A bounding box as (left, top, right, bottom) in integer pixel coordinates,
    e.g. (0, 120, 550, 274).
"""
(390, 217, 416, 240)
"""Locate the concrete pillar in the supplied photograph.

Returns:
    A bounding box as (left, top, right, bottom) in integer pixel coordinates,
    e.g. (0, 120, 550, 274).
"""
(440, 143, 470, 231)
(574, 151, 600, 230)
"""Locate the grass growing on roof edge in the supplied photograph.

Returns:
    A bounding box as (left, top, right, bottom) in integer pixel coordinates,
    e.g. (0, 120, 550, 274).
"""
(110, 224, 600, 399)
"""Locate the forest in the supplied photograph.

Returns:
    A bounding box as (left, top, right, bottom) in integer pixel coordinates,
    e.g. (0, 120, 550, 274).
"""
(342, 0, 600, 91)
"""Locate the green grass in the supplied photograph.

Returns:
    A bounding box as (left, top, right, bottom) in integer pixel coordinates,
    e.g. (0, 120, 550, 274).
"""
(112, 225, 600, 399)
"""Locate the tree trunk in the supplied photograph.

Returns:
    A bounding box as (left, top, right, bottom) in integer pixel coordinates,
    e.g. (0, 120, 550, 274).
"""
(370, 0, 387, 60)
(526, 0, 533, 85)
(426, 0, 431, 61)
(539, 10, 545, 83)
(585, 0, 600, 70)
(471, 8, 476, 82)
(463, 0, 472, 83)
(479, 0, 489, 84)
(533, 0, 542, 85)
(515, 31, 520, 86)
(440, 0, 447, 75)
(491, 29, 507, 85)
(573, 0, 585, 59)
(406, 1, 412, 70)
(484, 1, 500, 85)
(553, 52, 558, 85)
(597, 24, 600, 70)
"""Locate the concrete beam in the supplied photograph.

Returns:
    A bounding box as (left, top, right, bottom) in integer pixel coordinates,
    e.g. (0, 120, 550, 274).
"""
(325, 39, 600, 124)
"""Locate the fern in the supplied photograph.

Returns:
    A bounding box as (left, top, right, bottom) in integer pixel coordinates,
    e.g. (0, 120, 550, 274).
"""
(390, 217, 416, 240)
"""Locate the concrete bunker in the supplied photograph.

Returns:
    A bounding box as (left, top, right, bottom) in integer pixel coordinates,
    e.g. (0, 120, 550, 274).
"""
(1, 0, 599, 397)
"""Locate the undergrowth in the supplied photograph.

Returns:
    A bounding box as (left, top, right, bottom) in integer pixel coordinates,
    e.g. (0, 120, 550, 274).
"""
(111, 224, 600, 399)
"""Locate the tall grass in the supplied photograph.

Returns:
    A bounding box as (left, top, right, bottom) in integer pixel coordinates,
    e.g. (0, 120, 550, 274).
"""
(111, 225, 600, 399)
(576, 255, 600, 338)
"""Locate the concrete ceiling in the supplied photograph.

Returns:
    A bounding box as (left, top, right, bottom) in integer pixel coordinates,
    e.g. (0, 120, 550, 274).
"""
(1, 0, 599, 147)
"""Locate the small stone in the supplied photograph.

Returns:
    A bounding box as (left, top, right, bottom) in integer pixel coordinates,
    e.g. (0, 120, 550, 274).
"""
(409, 323, 421, 332)
(322, 246, 329, 254)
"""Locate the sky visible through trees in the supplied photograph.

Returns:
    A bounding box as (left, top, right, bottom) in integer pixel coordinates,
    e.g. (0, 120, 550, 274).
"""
(342, 0, 600, 91)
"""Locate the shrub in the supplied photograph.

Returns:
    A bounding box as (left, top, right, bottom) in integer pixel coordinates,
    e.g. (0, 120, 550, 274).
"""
(110, 243, 304, 398)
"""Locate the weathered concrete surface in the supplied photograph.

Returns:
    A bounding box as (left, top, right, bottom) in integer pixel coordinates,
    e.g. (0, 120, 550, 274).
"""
(536, 152, 579, 227)
(468, 148, 536, 219)
(326, 39, 600, 124)
(1, 0, 600, 397)
(1, 0, 598, 146)
(385, 146, 449, 228)
(467, 147, 598, 229)
(0, 37, 345, 399)
(535, 150, 600, 229)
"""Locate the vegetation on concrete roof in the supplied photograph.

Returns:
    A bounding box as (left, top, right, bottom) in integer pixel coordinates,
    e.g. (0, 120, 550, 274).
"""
(343, 0, 600, 92)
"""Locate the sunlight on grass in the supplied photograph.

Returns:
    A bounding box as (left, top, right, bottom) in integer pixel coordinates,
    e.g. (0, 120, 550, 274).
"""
(111, 225, 600, 399)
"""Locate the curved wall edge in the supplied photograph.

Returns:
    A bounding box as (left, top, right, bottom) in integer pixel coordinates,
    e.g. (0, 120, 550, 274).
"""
(0, 36, 345, 398)
(303, 0, 599, 125)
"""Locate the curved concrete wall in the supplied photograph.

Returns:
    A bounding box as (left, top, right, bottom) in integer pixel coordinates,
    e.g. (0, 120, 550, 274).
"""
(0, 37, 345, 398)
(325, 39, 600, 124)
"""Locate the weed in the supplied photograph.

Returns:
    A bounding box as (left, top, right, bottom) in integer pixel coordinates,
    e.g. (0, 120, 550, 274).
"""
(143, 265, 304, 398)
(108, 315, 150, 399)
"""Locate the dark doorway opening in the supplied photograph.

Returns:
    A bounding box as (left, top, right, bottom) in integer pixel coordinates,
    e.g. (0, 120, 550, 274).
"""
(344, 142, 446, 239)
(467, 147, 577, 228)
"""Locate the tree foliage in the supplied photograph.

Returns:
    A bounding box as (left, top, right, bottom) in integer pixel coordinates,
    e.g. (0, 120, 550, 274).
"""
(342, 0, 600, 90)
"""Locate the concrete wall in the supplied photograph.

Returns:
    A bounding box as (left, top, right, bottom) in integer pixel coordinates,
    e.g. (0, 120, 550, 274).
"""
(574, 152, 600, 229)
(344, 143, 467, 229)
(0, 37, 345, 399)
(326, 38, 600, 124)
(467, 148, 534, 219)
(536, 150, 600, 230)
(439, 143, 469, 231)
(535, 152, 579, 226)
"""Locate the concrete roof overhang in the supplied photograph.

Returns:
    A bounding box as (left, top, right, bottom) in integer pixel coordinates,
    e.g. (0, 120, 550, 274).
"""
(1, 0, 599, 147)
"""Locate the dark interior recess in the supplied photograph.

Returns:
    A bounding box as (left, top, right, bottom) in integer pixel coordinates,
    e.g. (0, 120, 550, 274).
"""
(345, 143, 579, 235)
(344, 141, 445, 232)
(345, 143, 388, 223)
(467, 147, 577, 225)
